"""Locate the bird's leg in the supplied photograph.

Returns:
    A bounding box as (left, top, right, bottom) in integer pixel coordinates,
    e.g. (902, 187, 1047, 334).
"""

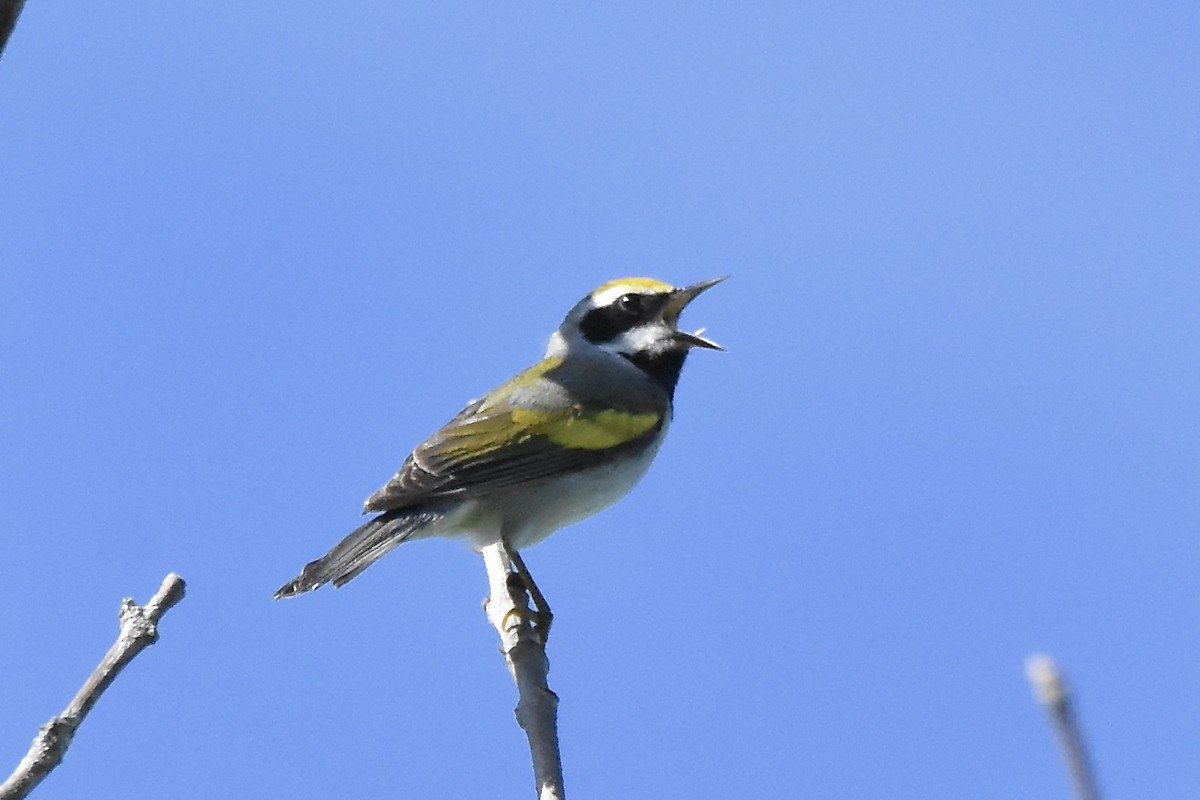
(509, 548, 553, 644)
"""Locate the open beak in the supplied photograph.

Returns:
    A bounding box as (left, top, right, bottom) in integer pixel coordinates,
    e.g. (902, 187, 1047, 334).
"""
(664, 276, 726, 350)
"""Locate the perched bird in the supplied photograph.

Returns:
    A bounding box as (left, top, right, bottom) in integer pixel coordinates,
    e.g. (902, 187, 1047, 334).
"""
(274, 276, 724, 610)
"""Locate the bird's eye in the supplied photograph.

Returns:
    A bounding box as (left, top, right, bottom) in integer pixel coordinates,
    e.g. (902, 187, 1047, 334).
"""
(616, 293, 643, 315)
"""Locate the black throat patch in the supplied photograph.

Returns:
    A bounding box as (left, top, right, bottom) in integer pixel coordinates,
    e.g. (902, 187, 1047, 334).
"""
(624, 349, 688, 399)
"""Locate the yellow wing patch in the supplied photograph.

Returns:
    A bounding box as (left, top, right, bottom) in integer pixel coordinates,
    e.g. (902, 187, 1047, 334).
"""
(511, 407, 660, 450)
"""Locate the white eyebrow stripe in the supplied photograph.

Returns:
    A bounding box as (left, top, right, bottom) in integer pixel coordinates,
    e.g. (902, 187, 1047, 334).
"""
(589, 282, 672, 308)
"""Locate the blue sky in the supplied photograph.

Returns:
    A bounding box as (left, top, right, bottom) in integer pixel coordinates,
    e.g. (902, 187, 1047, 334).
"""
(2, 3, 1197, 798)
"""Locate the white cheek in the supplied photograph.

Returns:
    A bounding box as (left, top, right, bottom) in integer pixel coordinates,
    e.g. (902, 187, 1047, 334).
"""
(605, 324, 669, 355)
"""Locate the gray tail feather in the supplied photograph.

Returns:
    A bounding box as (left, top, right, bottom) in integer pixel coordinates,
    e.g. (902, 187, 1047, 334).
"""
(274, 508, 443, 599)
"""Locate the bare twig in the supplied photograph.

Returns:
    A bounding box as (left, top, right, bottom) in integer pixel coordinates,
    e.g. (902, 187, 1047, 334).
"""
(480, 543, 565, 800)
(0, 0, 26, 61)
(1025, 654, 1101, 800)
(0, 573, 187, 800)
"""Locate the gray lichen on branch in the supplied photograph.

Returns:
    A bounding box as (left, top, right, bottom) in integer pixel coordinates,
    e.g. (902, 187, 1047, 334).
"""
(480, 544, 565, 800)
(0, 573, 186, 800)
(1025, 653, 1101, 800)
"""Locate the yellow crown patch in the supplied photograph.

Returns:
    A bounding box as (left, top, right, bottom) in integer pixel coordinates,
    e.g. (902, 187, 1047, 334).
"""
(592, 277, 675, 297)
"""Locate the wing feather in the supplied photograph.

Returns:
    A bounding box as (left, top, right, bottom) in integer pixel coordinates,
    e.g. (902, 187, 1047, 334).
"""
(362, 366, 664, 513)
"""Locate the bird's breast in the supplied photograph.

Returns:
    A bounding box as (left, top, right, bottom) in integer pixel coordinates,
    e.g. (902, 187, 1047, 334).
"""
(466, 419, 670, 551)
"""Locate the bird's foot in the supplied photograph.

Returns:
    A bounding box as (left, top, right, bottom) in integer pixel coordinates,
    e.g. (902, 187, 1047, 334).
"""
(504, 571, 553, 645)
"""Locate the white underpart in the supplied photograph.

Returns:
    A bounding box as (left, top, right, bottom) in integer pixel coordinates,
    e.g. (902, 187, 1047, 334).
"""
(498, 422, 668, 550)
(394, 412, 672, 553)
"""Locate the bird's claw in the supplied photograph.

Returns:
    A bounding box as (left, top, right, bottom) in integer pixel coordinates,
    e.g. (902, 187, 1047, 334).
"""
(501, 572, 553, 644)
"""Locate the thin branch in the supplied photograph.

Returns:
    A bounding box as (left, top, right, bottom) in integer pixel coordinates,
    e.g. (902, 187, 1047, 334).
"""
(480, 543, 565, 800)
(0, 573, 187, 800)
(1025, 654, 1101, 800)
(0, 0, 26, 61)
